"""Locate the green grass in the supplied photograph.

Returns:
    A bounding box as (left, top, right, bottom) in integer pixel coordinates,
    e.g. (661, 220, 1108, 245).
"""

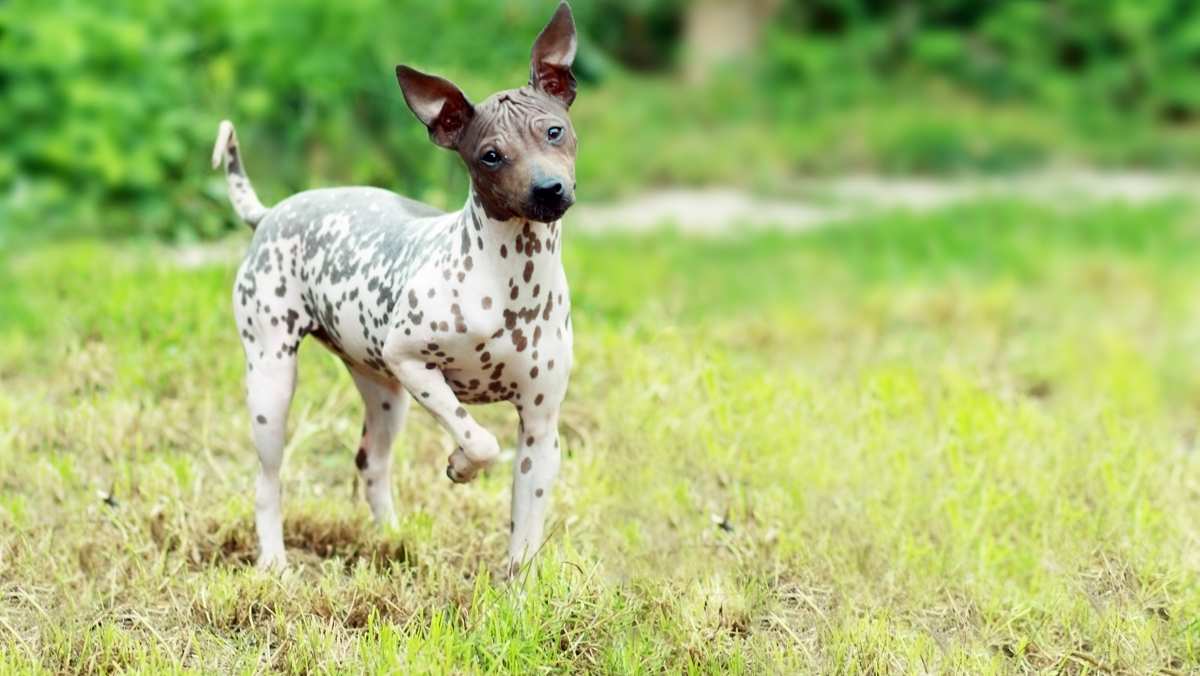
(2, 200, 1200, 672)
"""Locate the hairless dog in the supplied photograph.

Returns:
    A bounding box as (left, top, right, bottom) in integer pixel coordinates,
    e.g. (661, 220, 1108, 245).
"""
(213, 2, 579, 576)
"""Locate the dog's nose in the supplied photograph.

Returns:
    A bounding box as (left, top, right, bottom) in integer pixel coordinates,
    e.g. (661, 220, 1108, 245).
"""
(531, 179, 565, 204)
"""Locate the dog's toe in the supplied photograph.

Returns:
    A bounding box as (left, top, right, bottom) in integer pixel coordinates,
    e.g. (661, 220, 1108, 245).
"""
(446, 446, 484, 484)
(446, 463, 471, 484)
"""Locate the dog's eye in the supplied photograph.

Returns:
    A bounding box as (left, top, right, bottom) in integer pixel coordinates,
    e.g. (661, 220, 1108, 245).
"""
(480, 150, 502, 168)
(547, 126, 564, 142)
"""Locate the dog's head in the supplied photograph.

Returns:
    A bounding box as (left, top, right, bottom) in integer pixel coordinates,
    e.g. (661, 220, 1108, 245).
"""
(396, 2, 578, 223)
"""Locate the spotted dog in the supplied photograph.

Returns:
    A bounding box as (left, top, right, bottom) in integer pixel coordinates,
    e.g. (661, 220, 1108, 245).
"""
(213, 2, 580, 574)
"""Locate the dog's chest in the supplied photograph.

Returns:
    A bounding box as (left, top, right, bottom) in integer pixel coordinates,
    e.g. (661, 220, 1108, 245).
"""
(389, 217, 572, 405)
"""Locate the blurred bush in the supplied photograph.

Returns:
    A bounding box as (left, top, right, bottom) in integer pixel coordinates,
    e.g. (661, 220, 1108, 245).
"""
(1, 0, 1198, 243)
(766, 0, 1200, 124)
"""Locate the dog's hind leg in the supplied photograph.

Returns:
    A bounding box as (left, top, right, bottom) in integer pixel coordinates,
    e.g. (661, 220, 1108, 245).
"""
(242, 347, 298, 570)
(242, 349, 298, 569)
(346, 366, 408, 527)
(235, 268, 303, 569)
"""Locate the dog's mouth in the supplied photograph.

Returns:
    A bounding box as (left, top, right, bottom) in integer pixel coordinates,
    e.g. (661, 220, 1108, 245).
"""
(522, 199, 574, 224)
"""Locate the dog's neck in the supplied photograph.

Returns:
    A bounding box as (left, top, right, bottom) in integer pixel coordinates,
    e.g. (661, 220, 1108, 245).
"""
(450, 187, 565, 288)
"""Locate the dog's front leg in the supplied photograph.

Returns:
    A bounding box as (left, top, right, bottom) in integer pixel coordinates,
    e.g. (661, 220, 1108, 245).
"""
(507, 408, 562, 577)
(393, 360, 500, 483)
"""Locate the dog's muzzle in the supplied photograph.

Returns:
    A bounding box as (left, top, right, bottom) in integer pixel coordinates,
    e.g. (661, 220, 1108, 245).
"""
(526, 177, 574, 222)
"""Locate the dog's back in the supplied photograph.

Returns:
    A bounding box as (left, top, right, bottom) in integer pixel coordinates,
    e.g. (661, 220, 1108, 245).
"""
(234, 186, 456, 377)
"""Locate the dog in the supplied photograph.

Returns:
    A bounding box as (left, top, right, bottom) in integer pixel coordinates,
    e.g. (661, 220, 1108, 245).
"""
(212, 2, 579, 575)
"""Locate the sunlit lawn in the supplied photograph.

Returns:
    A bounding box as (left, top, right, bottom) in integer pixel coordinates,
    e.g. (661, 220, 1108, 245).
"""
(1, 199, 1199, 673)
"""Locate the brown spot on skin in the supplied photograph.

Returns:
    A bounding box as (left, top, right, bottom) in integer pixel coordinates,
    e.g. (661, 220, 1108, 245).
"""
(439, 321, 449, 332)
(475, 342, 485, 351)
(535, 488, 544, 498)
(526, 436, 534, 446)
(510, 286, 519, 301)
(532, 284, 540, 297)
(482, 296, 492, 310)
(355, 448, 368, 470)
(455, 406, 467, 418)
(425, 362, 436, 370)
(382, 401, 391, 411)
(500, 244, 508, 258)
(511, 329, 528, 352)
(520, 457, 532, 473)
(523, 261, 534, 283)
(451, 304, 468, 333)
(534, 394, 544, 405)
(548, 360, 555, 370)
(530, 366, 539, 378)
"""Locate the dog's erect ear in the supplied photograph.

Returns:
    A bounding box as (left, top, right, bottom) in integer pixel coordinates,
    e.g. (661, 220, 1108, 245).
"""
(396, 65, 475, 149)
(529, 2, 578, 108)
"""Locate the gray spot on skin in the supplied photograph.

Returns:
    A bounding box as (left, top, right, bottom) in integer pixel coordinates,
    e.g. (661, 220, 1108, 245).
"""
(256, 415, 267, 424)
(520, 457, 532, 473)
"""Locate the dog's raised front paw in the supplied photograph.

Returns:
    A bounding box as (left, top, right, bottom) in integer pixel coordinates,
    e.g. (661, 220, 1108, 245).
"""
(446, 432, 500, 483)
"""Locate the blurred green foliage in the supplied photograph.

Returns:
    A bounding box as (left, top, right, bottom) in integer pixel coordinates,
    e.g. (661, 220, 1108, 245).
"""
(2, 0, 1199, 242)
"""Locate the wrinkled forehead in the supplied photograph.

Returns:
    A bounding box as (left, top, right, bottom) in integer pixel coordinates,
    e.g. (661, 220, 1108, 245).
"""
(464, 87, 569, 146)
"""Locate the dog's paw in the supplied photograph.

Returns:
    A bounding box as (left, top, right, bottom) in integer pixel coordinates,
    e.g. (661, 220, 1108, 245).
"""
(255, 549, 288, 571)
(446, 460, 472, 484)
(446, 432, 500, 483)
(446, 447, 484, 483)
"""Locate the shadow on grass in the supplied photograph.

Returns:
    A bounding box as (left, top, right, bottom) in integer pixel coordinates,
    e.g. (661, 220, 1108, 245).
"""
(190, 512, 413, 573)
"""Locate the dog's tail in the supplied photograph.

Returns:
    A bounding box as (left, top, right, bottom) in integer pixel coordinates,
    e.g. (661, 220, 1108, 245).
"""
(212, 120, 268, 228)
